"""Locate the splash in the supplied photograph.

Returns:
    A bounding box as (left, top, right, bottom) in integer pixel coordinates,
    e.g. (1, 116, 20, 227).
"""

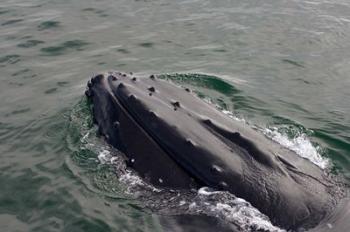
(221, 105, 328, 169)
(263, 127, 329, 169)
(191, 187, 285, 232)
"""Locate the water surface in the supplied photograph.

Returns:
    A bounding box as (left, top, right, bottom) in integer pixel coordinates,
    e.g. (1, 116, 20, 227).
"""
(1, 0, 349, 231)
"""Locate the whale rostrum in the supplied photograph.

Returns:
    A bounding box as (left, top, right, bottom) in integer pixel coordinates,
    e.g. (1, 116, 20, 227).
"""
(85, 72, 344, 231)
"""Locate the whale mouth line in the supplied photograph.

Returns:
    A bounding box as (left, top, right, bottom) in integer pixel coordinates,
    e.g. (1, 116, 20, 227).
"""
(106, 79, 206, 187)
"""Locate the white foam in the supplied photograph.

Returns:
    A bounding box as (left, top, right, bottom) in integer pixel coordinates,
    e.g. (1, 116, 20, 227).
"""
(97, 149, 112, 164)
(203, 97, 246, 123)
(263, 127, 329, 169)
(119, 171, 145, 187)
(198, 187, 220, 195)
(220, 106, 328, 169)
(81, 131, 90, 142)
(96, 148, 161, 193)
(118, 170, 162, 193)
(222, 109, 246, 123)
(191, 187, 285, 232)
(179, 200, 186, 206)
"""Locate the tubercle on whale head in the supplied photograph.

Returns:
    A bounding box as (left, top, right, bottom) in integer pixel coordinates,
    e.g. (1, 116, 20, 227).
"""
(87, 72, 160, 95)
(148, 86, 156, 92)
(91, 73, 104, 84)
(171, 101, 181, 108)
(109, 75, 118, 81)
(85, 89, 92, 98)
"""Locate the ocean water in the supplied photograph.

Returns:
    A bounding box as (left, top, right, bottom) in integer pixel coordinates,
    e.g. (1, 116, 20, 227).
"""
(0, 0, 349, 231)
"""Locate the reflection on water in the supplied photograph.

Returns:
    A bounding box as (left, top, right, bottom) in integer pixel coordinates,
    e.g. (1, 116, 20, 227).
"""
(0, 0, 350, 231)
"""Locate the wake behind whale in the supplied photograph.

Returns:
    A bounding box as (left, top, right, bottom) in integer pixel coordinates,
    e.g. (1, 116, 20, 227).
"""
(83, 71, 347, 231)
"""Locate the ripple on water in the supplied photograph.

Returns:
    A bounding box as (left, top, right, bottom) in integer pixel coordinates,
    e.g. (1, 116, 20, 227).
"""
(116, 48, 130, 54)
(281, 58, 305, 68)
(11, 68, 30, 77)
(0, 8, 11, 15)
(138, 42, 154, 48)
(0, 55, 20, 66)
(5, 108, 31, 117)
(40, 40, 90, 56)
(81, 8, 108, 17)
(44, 88, 58, 94)
(17, 40, 44, 48)
(37, 20, 60, 30)
(1, 19, 23, 26)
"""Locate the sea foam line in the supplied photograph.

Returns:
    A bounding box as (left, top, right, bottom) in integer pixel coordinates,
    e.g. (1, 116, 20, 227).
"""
(263, 127, 329, 169)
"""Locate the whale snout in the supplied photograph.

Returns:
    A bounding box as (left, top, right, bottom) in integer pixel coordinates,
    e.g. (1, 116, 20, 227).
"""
(86, 71, 343, 231)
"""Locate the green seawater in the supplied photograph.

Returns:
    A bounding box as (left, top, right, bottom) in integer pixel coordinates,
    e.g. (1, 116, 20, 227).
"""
(0, 0, 349, 231)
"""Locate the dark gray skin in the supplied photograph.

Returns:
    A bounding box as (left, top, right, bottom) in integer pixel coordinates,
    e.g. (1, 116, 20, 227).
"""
(85, 72, 343, 231)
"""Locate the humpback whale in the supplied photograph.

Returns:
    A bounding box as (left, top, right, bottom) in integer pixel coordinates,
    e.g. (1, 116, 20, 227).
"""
(85, 72, 343, 231)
